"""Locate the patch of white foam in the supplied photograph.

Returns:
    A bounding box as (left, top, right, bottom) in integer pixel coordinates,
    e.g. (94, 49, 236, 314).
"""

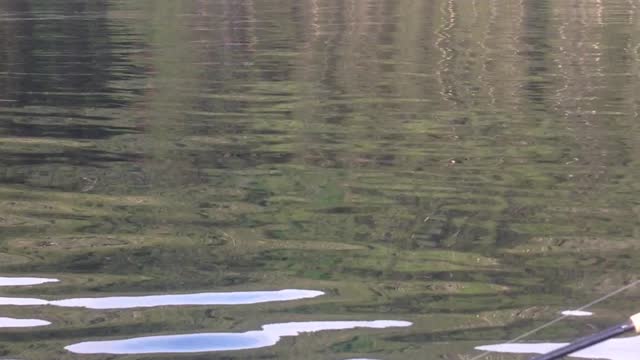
(0, 277, 59, 286)
(66, 320, 412, 354)
(0, 317, 50, 328)
(561, 310, 593, 317)
(476, 335, 640, 360)
(0, 289, 324, 309)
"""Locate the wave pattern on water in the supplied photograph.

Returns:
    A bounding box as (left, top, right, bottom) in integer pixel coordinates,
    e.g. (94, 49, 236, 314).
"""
(0, 0, 639, 358)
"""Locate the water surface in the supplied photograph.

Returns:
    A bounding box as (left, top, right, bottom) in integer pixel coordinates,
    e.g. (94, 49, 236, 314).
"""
(0, 277, 58, 286)
(0, 289, 324, 309)
(477, 336, 640, 360)
(1, 0, 639, 359)
(0, 317, 50, 328)
(66, 320, 412, 354)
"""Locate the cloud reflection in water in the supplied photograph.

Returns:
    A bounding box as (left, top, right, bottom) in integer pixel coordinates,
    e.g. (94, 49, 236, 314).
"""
(0, 317, 50, 328)
(0, 289, 324, 309)
(66, 320, 412, 354)
(0, 277, 59, 286)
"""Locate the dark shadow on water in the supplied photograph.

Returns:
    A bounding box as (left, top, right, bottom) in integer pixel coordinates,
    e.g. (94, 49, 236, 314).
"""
(0, 110, 113, 121)
(0, 149, 141, 167)
(0, 0, 146, 108)
(0, 120, 139, 139)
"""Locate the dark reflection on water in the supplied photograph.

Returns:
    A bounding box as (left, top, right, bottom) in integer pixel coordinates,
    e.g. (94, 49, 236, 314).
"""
(0, 0, 144, 108)
(0, 120, 139, 139)
(0, 0, 639, 359)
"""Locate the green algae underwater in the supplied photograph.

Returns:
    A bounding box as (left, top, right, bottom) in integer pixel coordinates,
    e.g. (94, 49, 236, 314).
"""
(1, 0, 640, 359)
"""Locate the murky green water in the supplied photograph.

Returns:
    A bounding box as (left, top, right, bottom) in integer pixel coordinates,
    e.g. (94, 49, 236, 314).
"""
(1, 0, 639, 359)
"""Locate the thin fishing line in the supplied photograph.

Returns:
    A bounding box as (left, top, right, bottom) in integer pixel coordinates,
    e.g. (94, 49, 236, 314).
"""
(468, 279, 640, 360)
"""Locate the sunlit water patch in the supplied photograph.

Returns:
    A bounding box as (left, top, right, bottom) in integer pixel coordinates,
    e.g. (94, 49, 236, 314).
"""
(0, 277, 59, 286)
(561, 310, 593, 317)
(476, 336, 640, 360)
(66, 320, 412, 354)
(0, 317, 50, 328)
(0, 297, 48, 306)
(0, 289, 323, 309)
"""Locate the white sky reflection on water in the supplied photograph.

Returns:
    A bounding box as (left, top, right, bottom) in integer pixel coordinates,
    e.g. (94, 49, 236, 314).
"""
(66, 320, 412, 354)
(476, 335, 640, 360)
(0, 289, 324, 309)
(0, 317, 50, 328)
(0, 277, 59, 286)
(560, 310, 593, 316)
(0, 297, 49, 306)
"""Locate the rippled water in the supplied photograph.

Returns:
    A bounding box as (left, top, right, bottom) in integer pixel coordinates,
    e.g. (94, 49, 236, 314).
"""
(1, 0, 639, 359)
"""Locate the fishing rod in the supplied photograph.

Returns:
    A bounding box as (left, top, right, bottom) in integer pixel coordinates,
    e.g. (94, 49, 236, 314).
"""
(469, 279, 640, 360)
(529, 312, 640, 360)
